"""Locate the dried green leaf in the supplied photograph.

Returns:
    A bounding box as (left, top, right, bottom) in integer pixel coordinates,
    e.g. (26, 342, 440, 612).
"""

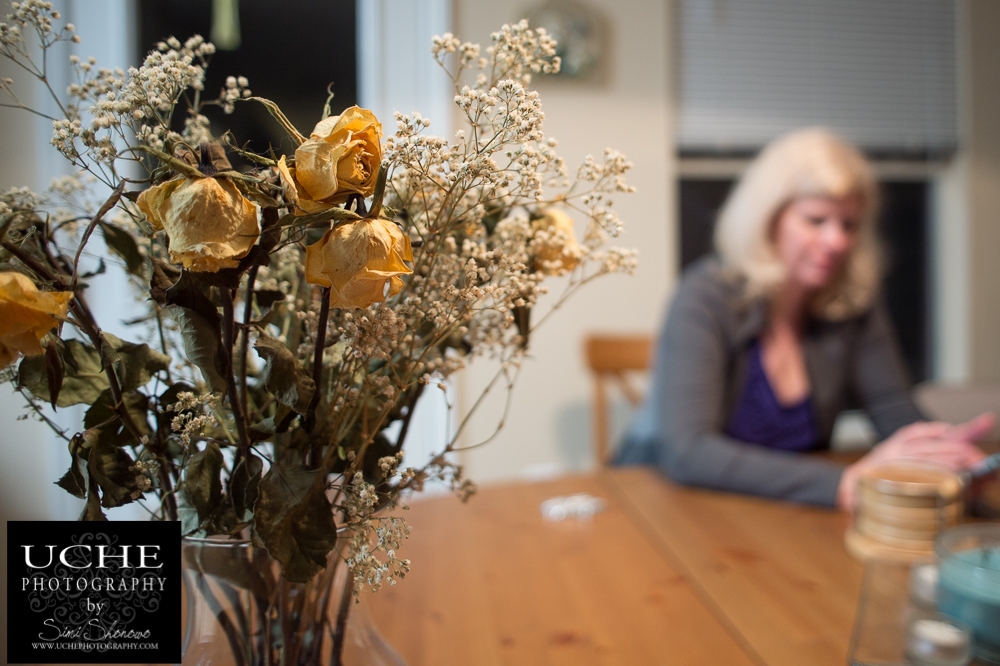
(18, 339, 109, 407)
(176, 490, 201, 536)
(164, 304, 227, 392)
(88, 437, 139, 509)
(84, 389, 151, 448)
(44, 339, 63, 410)
(81, 472, 107, 521)
(230, 452, 263, 522)
(100, 332, 170, 392)
(99, 221, 145, 277)
(56, 451, 87, 499)
(248, 416, 276, 442)
(254, 464, 336, 583)
(254, 333, 315, 414)
(165, 271, 222, 325)
(149, 259, 181, 305)
(182, 440, 223, 524)
(248, 97, 307, 145)
(254, 290, 285, 317)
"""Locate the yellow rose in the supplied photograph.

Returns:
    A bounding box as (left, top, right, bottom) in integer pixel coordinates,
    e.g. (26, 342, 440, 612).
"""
(0, 271, 72, 368)
(281, 107, 382, 214)
(305, 218, 413, 309)
(138, 175, 259, 273)
(532, 208, 582, 275)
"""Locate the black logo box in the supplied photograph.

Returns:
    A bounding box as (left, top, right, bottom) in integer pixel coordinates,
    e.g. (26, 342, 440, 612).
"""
(7, 521, 181, 665)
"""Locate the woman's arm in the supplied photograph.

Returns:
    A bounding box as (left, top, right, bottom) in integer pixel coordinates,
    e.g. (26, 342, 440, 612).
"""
(652, 270, 844, 506)
(849, 297, 924, 437)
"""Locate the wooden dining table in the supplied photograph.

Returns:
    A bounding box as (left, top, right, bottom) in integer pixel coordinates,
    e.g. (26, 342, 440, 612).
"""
(361, 466, 870, 666)
(37, 451, 1000, 666)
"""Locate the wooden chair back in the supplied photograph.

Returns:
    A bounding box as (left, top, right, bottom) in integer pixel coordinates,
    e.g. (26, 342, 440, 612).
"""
(584, 335, 653, 465)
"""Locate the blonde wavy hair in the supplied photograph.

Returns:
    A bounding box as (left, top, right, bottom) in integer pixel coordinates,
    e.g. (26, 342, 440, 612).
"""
(713, 127, 881, 321)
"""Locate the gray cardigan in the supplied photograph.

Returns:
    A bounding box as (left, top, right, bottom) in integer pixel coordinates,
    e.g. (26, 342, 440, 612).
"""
(616, 256, 923, 506)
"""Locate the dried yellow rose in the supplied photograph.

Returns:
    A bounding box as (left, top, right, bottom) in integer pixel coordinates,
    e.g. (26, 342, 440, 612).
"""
(280, 107, 382, 214)
(138, 175, 259, 272)
(0, 271, 72, 368)
(305, 218, 413, 309)
(532, 208, 582, 275)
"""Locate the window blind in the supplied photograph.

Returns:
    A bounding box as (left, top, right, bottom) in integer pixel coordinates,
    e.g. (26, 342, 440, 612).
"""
(677, 0, 957, 157)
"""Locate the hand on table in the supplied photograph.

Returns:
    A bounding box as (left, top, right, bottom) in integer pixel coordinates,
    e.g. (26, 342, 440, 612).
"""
(836, 412, 994, 511)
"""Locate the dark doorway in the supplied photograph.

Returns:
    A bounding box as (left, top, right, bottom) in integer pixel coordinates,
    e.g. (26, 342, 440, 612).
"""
(138, 1, 357, 161)
(679, 178, 929, 382)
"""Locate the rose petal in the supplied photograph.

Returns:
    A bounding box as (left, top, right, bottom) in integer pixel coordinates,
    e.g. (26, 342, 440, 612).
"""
(305, 218, 412, 309)
(136, 176, 184, 231)
(532, 208, 582, 275)
(0, 272, 72, 367)
(143, 177, 260, 272)
(276, 156, 299, 208)
(292, 106, 383, 209)
(295, 140, 351, 202)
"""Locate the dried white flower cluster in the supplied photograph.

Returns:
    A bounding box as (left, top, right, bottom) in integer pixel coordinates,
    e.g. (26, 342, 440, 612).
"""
(129, 459, 159, 499)
(0, 6, 637, 601)
(377, 21, 638, 390)
(432, 19, 561, 87)
(346, 513, 411, 595)
(0, 1, 78, 56)
(168, 391, 221, 449)
(1, 7, 248, 180)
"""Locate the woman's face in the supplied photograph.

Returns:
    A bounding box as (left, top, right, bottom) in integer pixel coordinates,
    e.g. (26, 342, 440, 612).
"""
(772, 194, 863, 290)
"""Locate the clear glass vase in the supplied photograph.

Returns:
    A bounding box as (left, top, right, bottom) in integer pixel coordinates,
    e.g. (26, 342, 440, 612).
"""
(182, 538, 406, 666)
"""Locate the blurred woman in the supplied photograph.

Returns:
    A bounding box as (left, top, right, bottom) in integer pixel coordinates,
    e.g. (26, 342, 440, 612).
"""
(617, 128, 990, 509)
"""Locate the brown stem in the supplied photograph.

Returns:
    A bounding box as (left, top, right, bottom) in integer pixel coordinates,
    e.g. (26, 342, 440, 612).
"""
(153, 306, 174, 383)
(347, 193, 368, 218)
(39, 222, 68, 271)
(71, 292, 145, 442)
(239, 264, 258, 421)
(393, 383, 425, 454)
(6, 240, 172, 508)
(304, 286, 331, 440)
(331, 567, 355, 666)
(368, 163, 388, 220)
(0, 239, 65, 286)
(71, 179, 125, 289)
(308, 557, 340, 664)
(155, 460, 178, 521)
(221, 288, 251, 456)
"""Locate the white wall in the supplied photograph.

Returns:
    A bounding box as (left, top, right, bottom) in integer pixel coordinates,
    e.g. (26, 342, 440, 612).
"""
(357, 0, 460, 476)
(931, 0, 1000, 383)
(0, 0, 136, 647)
(958, 0, 1000, 383)
(452, 0, 677, 483)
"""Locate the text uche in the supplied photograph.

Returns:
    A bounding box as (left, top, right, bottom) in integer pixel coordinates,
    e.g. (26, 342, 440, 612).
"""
(22, 545, 163, 569)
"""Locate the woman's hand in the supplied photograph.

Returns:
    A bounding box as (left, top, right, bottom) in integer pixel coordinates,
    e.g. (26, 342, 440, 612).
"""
(836, 413, 994, 511)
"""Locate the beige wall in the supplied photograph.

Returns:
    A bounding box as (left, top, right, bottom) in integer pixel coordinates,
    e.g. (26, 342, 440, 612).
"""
(0, 73, 54, 521)
(0, 57, 47, 660)
(960, 0, 1000, 382)
(933, 0, 1000, 383)
(453, 0, 677, 482)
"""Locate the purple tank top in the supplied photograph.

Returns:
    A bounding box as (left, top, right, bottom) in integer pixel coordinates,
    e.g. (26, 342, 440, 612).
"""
(725, 340, 818, 452)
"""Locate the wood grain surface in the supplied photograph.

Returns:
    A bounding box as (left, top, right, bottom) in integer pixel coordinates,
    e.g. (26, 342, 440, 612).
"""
(362, 473, 758, 666)
(37, 457, 1000, 666)
(604, 467, 863, 666)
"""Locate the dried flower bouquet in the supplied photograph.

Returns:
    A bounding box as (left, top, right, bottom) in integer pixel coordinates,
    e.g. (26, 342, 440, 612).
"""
(0, 1, 636, 591)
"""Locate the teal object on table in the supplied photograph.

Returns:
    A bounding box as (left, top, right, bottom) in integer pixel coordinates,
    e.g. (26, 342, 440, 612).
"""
(936, 524, 1000, 663)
